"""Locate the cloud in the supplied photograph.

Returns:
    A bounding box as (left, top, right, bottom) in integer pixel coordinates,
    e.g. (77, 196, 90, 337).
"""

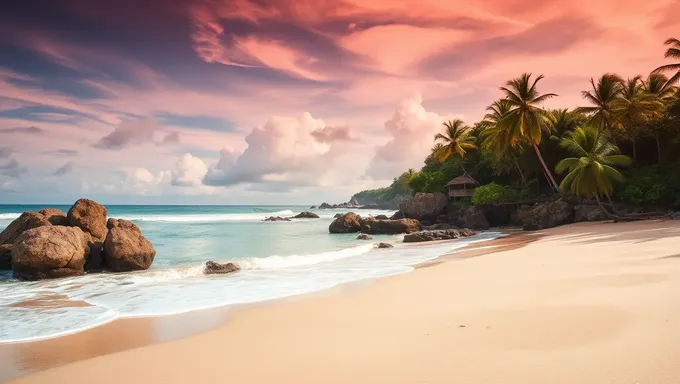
(311, 125, 355, 142)
(171, 153, 208, 187)
(94, 119, 159, 149)
(0, 126, 44, 134)
(366, 93, 452, 180)
(45, 149, 79, 156)
(0, 147, 12, 158)
(0, 157, 24, 178)
(102, 168, 172, 196)
(53, 162, 74, 176)
(162, 131, 180, 144)
(204, 112, 368, 190)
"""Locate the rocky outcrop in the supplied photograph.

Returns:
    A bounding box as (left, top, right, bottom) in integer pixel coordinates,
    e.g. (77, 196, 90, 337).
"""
(329, 213, 362, 233)
(374, 215, 389, 220)
(519, 198, 574, 231)
(264, 216, 291, 222)
(0, 244, 12, 270)
(357, 233, 373, 240)
(455, 206, 490, 230)
(399, 193, 448, 222)
(376, 242, 394, 248)
(104, 218, 155, 272)
(574, 204, 607, 222)
(422, 223, 456, 230)
(68, 199, 108, 241)
(204, 261, 240, 275)
(38, 208, 69, 226)
(359, 218, 421, 234)
(0, 211, 52, 246)
(403, 228, 476, 243)
(293, 212, 319, 219)
(319, 201, 360, 209)
(11, 226, 89, 280)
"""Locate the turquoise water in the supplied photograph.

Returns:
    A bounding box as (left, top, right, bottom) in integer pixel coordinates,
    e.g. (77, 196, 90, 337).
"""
(0, 205, 501, 342)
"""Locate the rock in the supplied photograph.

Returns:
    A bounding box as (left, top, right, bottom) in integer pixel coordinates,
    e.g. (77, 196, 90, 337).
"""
(38, 208, 69, 226)
(520, 198, 574, 231)
(478, 205, 515, 227)
(374, 214, 389, 220)
(319, 202, 332, 209)
(0, 244, 12, 270)
(390, 211, 405, 219)
(357, 233, 373, 240)
(309, 205, 317, 209)
(204, 261, 240, 275)
(574, 204, 607, 222)
(333, 213, 343, 219)
(376, 242, 394, 248)
(104, 219, 155, 271)
(668, 212, 680, 220)
(67, 198, 108, 241)
(293, 212, 320, 219)
(0, 211, 52, 246)
(456, 206, 490, 230)
(84, 232, 105, 271)
(422, 223, 456, 230)
(359, 218, 421, 234)
(399, 193, 448, 222)
(329, 212, 362, 233)
(11, 226, 89, 280)
(349, 198, 359, 206)
(263, 216, 291, 222)
(403, 228, 476, 243)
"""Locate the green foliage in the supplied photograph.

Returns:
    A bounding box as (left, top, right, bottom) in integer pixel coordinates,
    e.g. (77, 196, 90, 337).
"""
(471, 183, 521, 205)
(616, 164, 680, 206)
(351, 171, 414, 204)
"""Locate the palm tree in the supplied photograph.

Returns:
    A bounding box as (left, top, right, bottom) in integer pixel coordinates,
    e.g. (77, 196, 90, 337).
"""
(576, 73, 624, 132)
(644, 73, 677, 163)
(498, 73, 559, 191)
(555, 126, 632, 217)
(548, 109, 586, 140)
(480, 99, 526, 185)
(433, 119, 477, 163)
(653, 38, 680, 86)
(612, 76, 657, 163)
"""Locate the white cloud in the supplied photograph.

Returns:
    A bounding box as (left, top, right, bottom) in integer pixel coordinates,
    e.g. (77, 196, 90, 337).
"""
(366, 93, 456, 180)
(171, 153, 208, 187)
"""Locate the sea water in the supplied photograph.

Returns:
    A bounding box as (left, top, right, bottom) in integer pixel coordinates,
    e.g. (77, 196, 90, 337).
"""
(0, 205, 502, 343)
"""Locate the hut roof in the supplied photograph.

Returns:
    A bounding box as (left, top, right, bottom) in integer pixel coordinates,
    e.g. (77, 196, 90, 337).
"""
(445, 174, 477, 187)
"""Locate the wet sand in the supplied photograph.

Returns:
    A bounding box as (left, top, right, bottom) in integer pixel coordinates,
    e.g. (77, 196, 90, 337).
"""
(8, 221, 680, 383)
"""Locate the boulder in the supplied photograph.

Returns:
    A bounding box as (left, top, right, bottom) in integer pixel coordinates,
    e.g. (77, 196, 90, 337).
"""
(390, 211, 405, 219)
(356, 233, 373, 240)
(333, 213, 343, 219)
(478, 204, 515, 227)
(264, 216, 291, 222)
(204, 261, 240, 275)
(38, 208, 69, 226)
(359, 218, 421, 234)
(376, 242, 394, 248)
(422, 223, 456, 231)
(374, 214, 389, 220)
(399, 193, 448, 221)
(456, 206, 490, 230)
(319, 202, 332, 209)
(67, 198, 108, 241)
(293, 212, 319, 219)
(104, 219, 155, 271)
(309, 205, 317, 209)
(519, 198, 574, 231)
(0, 244, 12, 270)
(0, 211, 52, 246)
(329, 213, 362, 233)
(574, 204, 607, 222)
(403, 228, 476, 243)
(11, 226, 89, 280)
(84, 232, 105, 271)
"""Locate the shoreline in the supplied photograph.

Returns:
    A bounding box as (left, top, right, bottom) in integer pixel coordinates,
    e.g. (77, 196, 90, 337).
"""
(9, 220, 680, 383)
(0, 230, 515, 381)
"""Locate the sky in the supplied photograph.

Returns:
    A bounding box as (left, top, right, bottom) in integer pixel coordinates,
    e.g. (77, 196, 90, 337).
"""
(0, 0, 677, 205)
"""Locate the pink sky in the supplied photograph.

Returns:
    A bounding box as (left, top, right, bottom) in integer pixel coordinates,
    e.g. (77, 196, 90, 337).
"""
(0, 0, 677, 204)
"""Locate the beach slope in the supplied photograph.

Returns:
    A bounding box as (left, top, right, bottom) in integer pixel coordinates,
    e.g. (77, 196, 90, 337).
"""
(12, 221, 680, 384)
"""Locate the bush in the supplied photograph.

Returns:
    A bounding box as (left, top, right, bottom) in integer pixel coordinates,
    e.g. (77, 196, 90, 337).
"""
(616, 164, 680, 207)
(471, 183, 520, 205)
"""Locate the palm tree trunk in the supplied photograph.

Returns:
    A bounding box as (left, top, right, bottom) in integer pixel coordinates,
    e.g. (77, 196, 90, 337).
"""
(656, 131, 662, 164)
(514, 158, 526, 186)
(531, 142, 559, 192)
(632, 137, 637, 165)
(594, 193, 611, 219)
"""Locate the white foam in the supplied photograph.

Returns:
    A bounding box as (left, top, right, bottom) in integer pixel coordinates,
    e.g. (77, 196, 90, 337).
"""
(118, 209, 296, 223)
(235, 243, 375, 269)
(0, 213, 21, 220)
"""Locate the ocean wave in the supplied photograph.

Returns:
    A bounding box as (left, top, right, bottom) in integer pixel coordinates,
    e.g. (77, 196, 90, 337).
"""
(235, 243, 375, 269)
(118, 209, 296, 223)
(0, 213, 21, 220)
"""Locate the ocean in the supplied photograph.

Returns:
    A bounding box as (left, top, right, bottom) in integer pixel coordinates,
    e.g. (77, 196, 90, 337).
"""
(0, 205, 501, 343)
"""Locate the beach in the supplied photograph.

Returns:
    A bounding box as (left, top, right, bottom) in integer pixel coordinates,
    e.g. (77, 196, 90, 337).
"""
(6, 220, 680, 383)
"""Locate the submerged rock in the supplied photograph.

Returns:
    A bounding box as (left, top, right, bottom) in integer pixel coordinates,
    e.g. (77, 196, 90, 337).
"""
(359, 218, 421, 234)
(293, 211, 320, 219)
(104, 219, 155, 271)
(376, 242, 394, 248)
(204, 261, 240, 275)
(264, 216, 291, 222)
(403, 228, 476, 243)
(12, 226, 89, 280)
(329, 212, 362, 233)
(357, 233, 373, 240)
(68, 198, 108, 241)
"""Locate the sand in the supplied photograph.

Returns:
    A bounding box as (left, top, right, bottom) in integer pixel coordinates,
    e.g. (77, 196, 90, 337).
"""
(8, 220, 680, 384)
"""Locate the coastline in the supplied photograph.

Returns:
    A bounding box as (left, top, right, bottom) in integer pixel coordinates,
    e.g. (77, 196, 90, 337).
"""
(8, 220, 680, 383)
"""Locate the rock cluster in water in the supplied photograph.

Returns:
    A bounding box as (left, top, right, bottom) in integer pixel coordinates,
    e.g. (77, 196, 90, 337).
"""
(0, 199, 156, 280)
